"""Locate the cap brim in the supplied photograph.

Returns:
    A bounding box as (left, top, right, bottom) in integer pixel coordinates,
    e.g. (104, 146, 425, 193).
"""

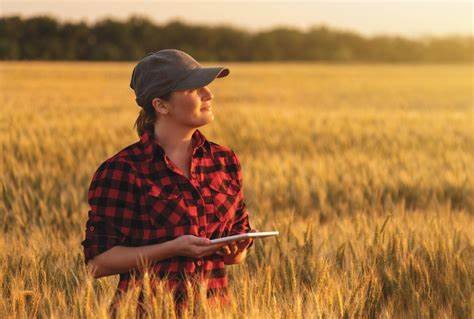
(173, 67, 229, 91)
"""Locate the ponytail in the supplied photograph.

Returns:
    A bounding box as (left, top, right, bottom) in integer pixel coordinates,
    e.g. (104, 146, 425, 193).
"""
(134, 91, 172, 137)
(134, 104, 156, 137)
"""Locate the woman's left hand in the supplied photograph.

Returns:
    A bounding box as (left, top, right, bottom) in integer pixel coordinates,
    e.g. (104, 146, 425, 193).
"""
(215, 229, 257, 262)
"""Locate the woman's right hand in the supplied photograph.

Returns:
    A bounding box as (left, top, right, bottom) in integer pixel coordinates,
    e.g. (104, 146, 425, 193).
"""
(172, 235, 227, 258)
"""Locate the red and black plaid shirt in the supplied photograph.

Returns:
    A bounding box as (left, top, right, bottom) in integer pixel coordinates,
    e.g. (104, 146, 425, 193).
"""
(81, 127, 254, 309)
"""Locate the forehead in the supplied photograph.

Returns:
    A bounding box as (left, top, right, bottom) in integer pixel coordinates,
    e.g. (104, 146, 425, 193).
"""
(170, 89, 188, 98)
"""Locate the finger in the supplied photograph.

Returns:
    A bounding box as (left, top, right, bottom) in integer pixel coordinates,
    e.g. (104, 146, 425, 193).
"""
(195, 237, 213, 246)
(230, 242, 239, 254)
(223, 246, 232, 255)
(206, 244, 230, 256)
(205, 242, 227, 250)
(226, 242, 234, 254)
(210, 243, 227, 249)
(217, 245, 230, 255)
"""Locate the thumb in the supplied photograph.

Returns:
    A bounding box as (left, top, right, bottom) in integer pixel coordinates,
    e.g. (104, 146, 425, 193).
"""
(197, 237, 211, 245)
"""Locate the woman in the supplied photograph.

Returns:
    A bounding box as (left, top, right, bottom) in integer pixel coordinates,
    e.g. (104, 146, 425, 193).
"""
(81, 49, 256, 317)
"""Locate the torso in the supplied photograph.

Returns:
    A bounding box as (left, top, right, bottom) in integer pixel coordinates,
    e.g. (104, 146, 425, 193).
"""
(88, 129, 239, 309)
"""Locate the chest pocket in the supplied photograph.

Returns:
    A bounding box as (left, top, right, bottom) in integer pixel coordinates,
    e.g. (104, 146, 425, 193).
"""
(206, 173, 241, 223)
(146, 184, 190, 228)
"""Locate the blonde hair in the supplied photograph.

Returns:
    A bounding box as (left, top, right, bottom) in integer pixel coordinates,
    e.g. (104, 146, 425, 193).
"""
(134, 91, 173, 137)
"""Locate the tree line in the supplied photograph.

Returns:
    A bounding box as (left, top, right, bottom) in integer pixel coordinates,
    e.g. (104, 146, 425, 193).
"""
(0, 15, 472, 62)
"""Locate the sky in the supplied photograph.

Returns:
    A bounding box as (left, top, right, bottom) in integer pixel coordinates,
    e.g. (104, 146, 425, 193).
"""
(1, 1, 472, 39)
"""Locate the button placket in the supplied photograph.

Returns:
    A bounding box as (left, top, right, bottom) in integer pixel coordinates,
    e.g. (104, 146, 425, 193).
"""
(196, 226, 206, 268)
(188, 174, 207, 211)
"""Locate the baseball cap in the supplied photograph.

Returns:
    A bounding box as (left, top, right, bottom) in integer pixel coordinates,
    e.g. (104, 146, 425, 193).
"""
(130, 49, 230, 108)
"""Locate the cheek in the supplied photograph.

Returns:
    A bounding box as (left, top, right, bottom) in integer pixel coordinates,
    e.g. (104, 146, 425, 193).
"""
(180, 96, 200, 110)
(174, 98, 201, 119)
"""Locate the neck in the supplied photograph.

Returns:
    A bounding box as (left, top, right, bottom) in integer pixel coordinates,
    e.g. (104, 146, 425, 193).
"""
(153, 120, 196, 156)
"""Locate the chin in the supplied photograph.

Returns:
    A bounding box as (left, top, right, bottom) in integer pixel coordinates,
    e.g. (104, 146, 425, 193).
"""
(203, 113, 214, 122)
(203, 117, 214, 125)
(192, 116, 214, 128)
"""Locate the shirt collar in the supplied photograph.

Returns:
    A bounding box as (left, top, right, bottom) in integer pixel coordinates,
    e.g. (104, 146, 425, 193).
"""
(140, 127, 214, 160)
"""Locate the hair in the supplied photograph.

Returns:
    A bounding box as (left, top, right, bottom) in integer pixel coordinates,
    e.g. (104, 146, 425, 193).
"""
(134, 91, 173, 137)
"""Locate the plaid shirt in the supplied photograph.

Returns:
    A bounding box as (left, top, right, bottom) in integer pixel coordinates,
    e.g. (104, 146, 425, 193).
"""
(81, 127, 254, 310)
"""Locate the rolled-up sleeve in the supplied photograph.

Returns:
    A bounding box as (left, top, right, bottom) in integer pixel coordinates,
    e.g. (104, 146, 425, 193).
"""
(81, 159, 138, 264)
(229, 150, 255, 249)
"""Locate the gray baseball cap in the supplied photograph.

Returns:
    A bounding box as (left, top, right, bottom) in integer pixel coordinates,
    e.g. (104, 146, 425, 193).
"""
(130, 49, 230, 108)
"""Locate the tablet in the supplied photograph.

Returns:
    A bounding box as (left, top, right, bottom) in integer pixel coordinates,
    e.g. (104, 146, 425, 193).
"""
(209, 231, 279, 244)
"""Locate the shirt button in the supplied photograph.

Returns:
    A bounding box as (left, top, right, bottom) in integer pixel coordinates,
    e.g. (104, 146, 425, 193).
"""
(196, 260, 203, 266)
(89, 226, 95, 232)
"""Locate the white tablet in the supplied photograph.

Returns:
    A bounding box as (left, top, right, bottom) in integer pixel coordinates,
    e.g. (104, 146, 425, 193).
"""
(209, 231, 279, 244)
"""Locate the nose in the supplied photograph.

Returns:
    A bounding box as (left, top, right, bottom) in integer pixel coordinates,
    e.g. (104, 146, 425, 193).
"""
(200, 86, 213, 101)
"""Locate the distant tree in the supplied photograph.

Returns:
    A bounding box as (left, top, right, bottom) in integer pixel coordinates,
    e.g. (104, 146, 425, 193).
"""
(20, 16, 62, 59)
(0, 16, 22, 59)
(126, 15, 161, 58)
(60, 22, 91, 59)
(0, 15, 472, 62)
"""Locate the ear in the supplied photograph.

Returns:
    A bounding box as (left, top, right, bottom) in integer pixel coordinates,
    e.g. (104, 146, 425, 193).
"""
(151, 98, 169, 115)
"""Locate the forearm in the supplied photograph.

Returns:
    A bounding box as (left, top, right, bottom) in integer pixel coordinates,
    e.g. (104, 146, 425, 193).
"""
(87, 240, 177, 278)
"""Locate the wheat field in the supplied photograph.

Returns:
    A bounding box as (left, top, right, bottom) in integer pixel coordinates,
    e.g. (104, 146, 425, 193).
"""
(0, 62, 472, 318)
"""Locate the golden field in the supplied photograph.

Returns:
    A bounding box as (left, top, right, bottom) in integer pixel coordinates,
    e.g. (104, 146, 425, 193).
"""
(0, 62, 472, 318)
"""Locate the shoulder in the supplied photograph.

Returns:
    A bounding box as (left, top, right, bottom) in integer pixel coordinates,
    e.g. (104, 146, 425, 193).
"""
(207, 141, 243, 182)
(208, 141, 241, 166)
(110, 140, 145, 166)
(91, 140, 142, 184)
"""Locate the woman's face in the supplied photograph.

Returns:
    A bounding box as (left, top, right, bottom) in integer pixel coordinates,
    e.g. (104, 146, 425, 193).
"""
(166, 85, 214, 127)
